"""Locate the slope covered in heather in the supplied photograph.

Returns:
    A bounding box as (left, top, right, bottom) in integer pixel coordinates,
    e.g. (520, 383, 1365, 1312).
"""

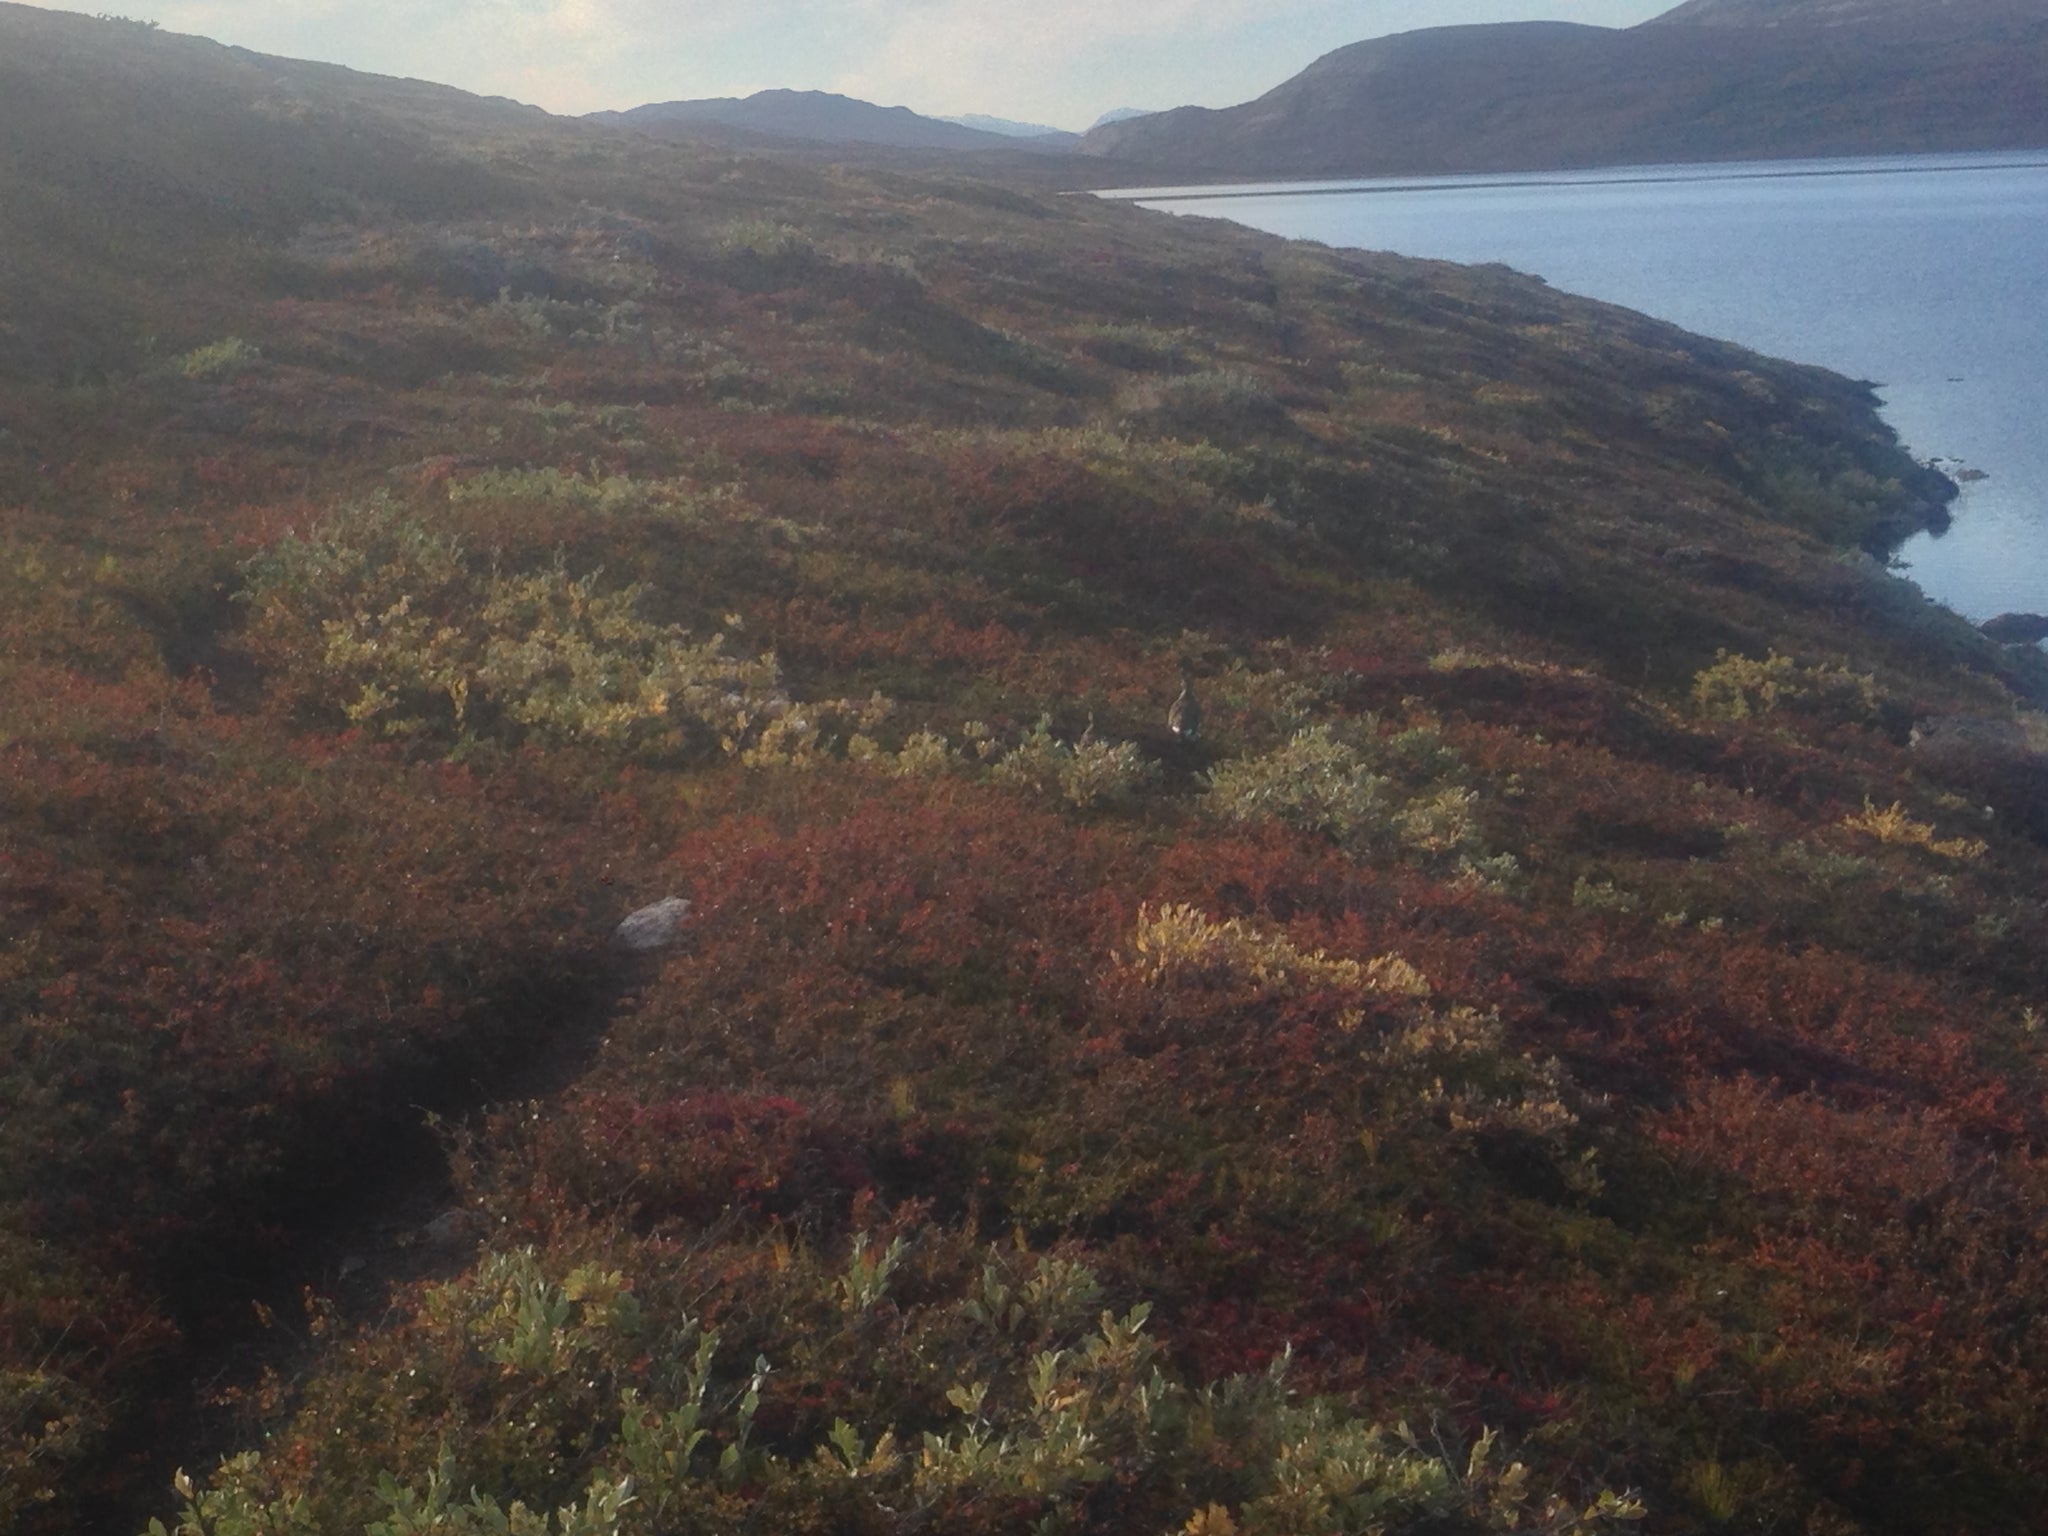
(7, 10, 2048, 1536)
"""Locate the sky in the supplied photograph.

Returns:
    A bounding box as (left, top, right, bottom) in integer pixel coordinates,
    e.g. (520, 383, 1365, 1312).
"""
(31, 1, 1676, 128)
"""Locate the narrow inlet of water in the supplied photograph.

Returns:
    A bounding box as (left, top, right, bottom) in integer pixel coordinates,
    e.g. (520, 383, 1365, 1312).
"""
(1106, 151, 2048, 630)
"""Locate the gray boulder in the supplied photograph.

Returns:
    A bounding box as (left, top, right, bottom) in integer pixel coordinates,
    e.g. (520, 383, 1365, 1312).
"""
(1981, 612, 2048, 646)
(613, 896, 694, 952)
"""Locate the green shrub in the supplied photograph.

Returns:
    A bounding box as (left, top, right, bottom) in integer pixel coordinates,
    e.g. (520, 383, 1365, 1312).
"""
(447, 467, 665, 514)
(2, 1369, 95, 1531)
(238, 500, 782, 755)
(737, 694, 894, 772)
(888, 728, 958, 778)
(155, 1239, 1642, 1536)
(991, 716, 1158, 811)
(174, 337, 260, 379)
(1204, 719, 1514, 883)
(1572, 877, 1641, 915)
(1690, 649, 1876, 724)
(1204, 724, 1391, 844)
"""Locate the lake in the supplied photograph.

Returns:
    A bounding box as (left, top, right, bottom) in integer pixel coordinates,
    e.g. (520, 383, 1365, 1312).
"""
(1102, 152, 2048, 627)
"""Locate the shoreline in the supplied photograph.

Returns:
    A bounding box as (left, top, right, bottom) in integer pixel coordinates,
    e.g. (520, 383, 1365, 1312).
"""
(1122, 153, 2047, 637)
(1088, 149, 2048, 204)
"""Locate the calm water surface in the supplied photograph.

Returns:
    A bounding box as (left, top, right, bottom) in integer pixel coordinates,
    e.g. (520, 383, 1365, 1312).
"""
(1105, 153, 2048, 624)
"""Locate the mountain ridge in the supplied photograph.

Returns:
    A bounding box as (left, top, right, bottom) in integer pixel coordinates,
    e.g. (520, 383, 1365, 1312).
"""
(1080, 0, 2048, 176)
(591, 88, 1075, 155)
(1650, 0, 2046, 28)
(943, 112, 1079, 142)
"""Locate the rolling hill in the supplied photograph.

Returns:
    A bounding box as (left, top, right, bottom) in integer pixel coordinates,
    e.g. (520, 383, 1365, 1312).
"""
(942, 112, 1079, 143)
(591, 89, 1075, 155)
(1079, 0, 2048, 177)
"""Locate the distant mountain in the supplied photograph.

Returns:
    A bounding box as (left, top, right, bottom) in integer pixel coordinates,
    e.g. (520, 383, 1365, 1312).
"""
(1079, 0, 2048, 176)
(943, 112, 1078, 144)
(1651, 0, 2043, 27)
(592, 90, 1072, 155)
(1087, 107, 1156, 131)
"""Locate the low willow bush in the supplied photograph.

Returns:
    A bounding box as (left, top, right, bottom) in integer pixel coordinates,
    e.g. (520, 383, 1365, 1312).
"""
(238, 501, 785, 757)
(173, 337, 261, 380)
(150, 1241, 1643, 1536)
(1203, 724, 1392, 843)
(847, 718, 1157, 811)
(1202, 720, 1510, 883)
(991, 716, 1158, 811)
(1689, 650, 1876, 725)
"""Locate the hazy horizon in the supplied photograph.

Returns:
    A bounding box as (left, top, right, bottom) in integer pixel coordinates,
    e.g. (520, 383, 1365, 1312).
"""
(19, 0, 1674, 129)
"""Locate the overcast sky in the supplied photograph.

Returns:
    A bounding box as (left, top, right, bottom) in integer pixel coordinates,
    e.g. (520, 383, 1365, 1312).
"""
(31, 1, 1676, 128)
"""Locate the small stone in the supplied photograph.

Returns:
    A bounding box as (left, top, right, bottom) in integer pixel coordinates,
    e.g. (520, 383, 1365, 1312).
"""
(613, 896, 694, 952)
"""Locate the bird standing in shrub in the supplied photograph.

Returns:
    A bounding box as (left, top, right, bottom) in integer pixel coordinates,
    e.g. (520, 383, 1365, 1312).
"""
(1169, 669, 1202, 742)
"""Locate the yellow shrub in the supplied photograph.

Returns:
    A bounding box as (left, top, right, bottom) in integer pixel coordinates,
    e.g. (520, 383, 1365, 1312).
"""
(1842, 800, 1987, 861)
(1691, 649, 1876, 724)
(1127, 903, 1428, 1029)
(239, 501, 794, 756)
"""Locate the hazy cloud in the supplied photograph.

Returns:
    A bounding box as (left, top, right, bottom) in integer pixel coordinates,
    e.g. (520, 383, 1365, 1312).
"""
(832, 0, 1312, 114)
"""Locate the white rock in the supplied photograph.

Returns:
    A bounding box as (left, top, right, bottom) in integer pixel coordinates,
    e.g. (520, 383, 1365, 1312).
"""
(613, 897, 694, 952)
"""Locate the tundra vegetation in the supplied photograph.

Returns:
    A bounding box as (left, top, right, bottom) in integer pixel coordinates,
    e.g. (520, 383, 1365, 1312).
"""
(5, 10, 2048, 1536)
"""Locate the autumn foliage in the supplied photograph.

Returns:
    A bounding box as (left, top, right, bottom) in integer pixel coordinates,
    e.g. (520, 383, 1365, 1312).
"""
(6, 10, 2048, 1534)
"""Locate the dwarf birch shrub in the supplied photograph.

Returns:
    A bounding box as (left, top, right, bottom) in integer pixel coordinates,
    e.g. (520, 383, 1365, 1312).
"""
(1842, 799, 1988, 861)
(449, 466, 657, 513)
(156, 1236, 1641, 1536)
(888, 728, 958, 777)
(1129, 903, 1429, 1028)
(1205, 719, 1513, 882)
(1204, 724, 1393, 844)
(1120, 905, 1578, 1151)
(174, 337, 260, 379)
(737, 694, 894, 771)
(239, 501, 784, 756)
(1209, 654, 1349, 747)
(1691, 649, 1876, 724)
(992, 716, 1158, 810)
(2, 1367, 94, 1531)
